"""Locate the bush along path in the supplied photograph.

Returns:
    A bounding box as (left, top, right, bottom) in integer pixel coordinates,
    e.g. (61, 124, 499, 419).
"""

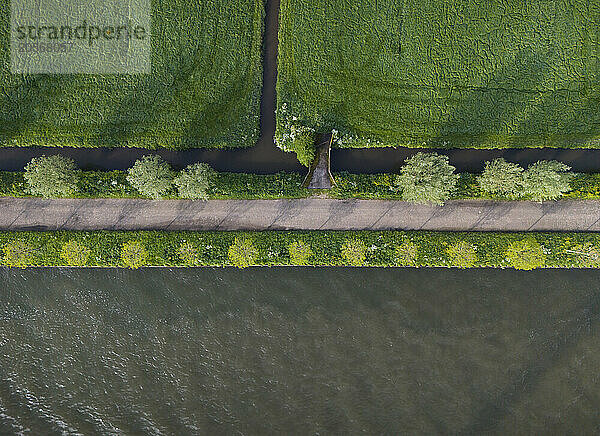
(2, 230, 600, 269)
(3, 153, 600, 201)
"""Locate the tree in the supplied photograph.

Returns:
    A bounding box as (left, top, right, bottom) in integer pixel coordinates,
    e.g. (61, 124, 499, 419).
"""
(394, 241, 418, 266)
(178, 242, 201, 266)
(174, 163, 215, 200)
(505, 238, 545, 270)
(2, 240, 35, 268)
(228, 238, 259, 268)
(290, 130, 317, 167)
(121, 240, 148, 269)
(341, 238, 367, 266)
(275, 103, 316, 167)
(60, 240, 90, 266)
(476, 158, 524, 198)
(395, 152, 459, 205)
(288, 240, 313, 265)
(126, 155, 175, 199)
(521, 160, 573, 202)
(24, 154, 78, 198)
(446, 241, 477, 268)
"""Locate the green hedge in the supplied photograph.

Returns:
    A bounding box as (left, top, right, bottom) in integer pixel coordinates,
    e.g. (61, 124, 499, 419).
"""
(330, 172, 600, 201)
(2, 170, 600, 201)
(1, 230, 600, 269)
(0, 171, 308, 199)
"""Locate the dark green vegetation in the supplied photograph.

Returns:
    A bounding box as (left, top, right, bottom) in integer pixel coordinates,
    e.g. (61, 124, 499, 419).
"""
(2, 153, 591, 201)
(2, 230, 600, 269)
(277, 0, 600, 149)
(0, 170, 308, 199)
(330, 172, 600, 201)
(0, 0, 263, 148)
(3, 168, 600, 200)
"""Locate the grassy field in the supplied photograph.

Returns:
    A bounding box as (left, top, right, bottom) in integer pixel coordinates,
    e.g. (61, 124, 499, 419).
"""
(277, 0, 600, 149)
(0, 0, 263, 148)
(2, 230, 600, 268)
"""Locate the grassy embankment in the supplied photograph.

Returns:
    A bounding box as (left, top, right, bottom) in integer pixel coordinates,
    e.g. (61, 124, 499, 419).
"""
(2, 230, 600, 269)
(0, 0, 263, 148)
(2, 170, 600, 200)
(277, 0, 600, 149)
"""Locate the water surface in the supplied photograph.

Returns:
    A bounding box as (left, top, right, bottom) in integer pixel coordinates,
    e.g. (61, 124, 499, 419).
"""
(0, 268, 599, 434)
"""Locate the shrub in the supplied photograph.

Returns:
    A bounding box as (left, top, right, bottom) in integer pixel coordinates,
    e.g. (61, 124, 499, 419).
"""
(506, 238, 546, 270)
(174, 163, 215, 200)
(341, 238, 367, 266)
(522, 160, 573, 202)
(60, 240, 90, 266)
(228, 238, 259, 268)
(288, 240, 313, 265)
(178, 242, 201, 266)
(24, 155, 78, 198)
(394, 241, 418, 266)
(477, 158, 524, 198)
(2, 241, 35, 268)
(566, 243, 600, 268)
(395, 152, 459, 205)
(275, 103, 316, 167)
(291, 130, 317, 167)
(446, 241, 477, 268)
(126, 155, 175, 199)
(121, 240, 148, 269)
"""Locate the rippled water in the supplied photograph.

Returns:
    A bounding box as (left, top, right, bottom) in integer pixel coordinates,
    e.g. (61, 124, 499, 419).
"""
(0, 267, 599, 434)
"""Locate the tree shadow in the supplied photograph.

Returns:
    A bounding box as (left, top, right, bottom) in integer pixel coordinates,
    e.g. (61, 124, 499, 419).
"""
(429, 45, 600, 149)
(0, 75, 67, 144)
(0, 0, 259, 150)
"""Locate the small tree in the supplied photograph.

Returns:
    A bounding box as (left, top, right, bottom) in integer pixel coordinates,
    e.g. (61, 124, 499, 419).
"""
(275, 103, 316, 167)
(121, 240, 148, 269)
(2, 240, 35, 268)
(341, 238, 367, 266)
(394, 241, 418, 266)
(174, 163, 215, 200)
(24, 155, 78, 198)
(521, 160, 573, 202)
(477, 158, 524, 198)
(288, 240, 313, 265)
(446, 241, 477, 268)
(395, 152, 459, 205)
(291, 130, 317, 167)
(178, 242, 200, 266)
(228, 238, 259, 268)
(60, 240, 90, 266)
(126, 155, 175, 199)
(506, 238, 546, 270)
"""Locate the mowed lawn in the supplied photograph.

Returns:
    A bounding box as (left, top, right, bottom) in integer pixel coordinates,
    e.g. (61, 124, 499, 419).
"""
(0, 0, 263, 149)
(277, 0, 600, 148)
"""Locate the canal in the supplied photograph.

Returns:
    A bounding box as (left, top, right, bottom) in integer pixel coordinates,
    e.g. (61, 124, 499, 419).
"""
(0, 267, 598, 434)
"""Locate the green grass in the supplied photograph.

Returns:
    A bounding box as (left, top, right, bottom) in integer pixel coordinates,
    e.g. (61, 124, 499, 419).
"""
(3, 169, 600, 201)
(0, 0, 263, 148)
(0, 170, 309, 199)
(2, 230, 600, 268)
(277, 0, 600, 149)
